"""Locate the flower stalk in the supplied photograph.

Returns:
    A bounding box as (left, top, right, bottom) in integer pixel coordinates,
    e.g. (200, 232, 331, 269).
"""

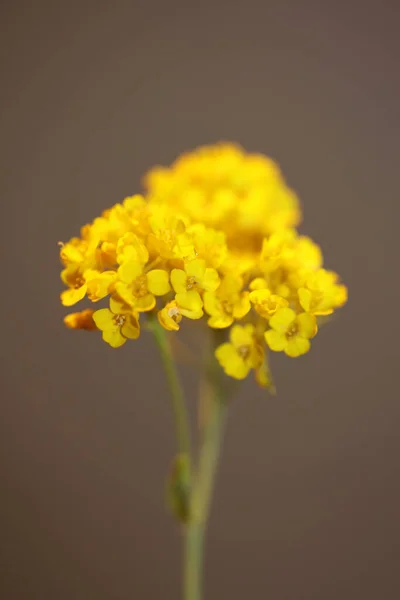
(59, 142, 348, 600)
(184, 354, 227, 600)
(148, 315, 191, 457)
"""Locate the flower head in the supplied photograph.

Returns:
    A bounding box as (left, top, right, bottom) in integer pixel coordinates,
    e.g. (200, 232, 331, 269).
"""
(60, 142, 347, 388)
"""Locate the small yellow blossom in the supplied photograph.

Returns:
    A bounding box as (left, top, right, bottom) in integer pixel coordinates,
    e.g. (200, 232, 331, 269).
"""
(171, 259, 220, 299)
(148, 208, 193, 260)
(95, 241, 117, 269)
(259, 230, 297, 273)
(86, 271, 117, 302)
(93, 297, 140, 348)
(186, 224, 228, 269)
(249, 288, 288, 318)
(215, 324, 263, 379)
(60, 267, 98, 306)
(298, 269, 348, 316)
(115, 260, 170, 311)
(203, 275, 250, 329)
(265, 307, 317, 357)
(64, 309, 97, 331)
(158, 291, 204, 331)
(117, 232, 149, 265)
(59, 238, 87, 266)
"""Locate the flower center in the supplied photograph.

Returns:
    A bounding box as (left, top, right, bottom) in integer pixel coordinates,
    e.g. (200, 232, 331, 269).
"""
(74, 276, 85, 289)
(238, 345, 250, 359)
(186, 276, 197, 290)
(132, 275, 148, 297)
(221, 299, 233, 315)
(114, 314, 126, 327)
(168, 306, 181, 322)
(286, 323, 298, 338)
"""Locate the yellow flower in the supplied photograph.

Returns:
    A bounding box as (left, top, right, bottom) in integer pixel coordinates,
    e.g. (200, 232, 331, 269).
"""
(215, 324, 263, 379)
(203, 275, 251, 328)
(117, 232, 149, 265)
(186, 224, 228, 269)
(93, 297, 140, 348)
(115, 260, 170, 312)
(171, 258, 220, 297)
(298, 269, 348, 316)
(249, 288, 288, 318)
(147, 208, 193, 260)
(59, 238, 86, 266)
(95, 241, 117, 269)
(265, 307, 317, 357)
(158, 291, 204, 331)
(60, 267, 98, 306)
(64, 309, 97, 331)
(86, 270, 117, 302)
(259, 230, 297, 273)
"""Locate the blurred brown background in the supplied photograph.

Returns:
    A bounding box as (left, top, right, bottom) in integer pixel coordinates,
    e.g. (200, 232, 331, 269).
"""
(1, 1, 399, 598)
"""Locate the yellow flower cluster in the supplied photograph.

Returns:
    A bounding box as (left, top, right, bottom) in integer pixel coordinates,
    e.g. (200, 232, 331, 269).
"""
(60, 143, 347, 387)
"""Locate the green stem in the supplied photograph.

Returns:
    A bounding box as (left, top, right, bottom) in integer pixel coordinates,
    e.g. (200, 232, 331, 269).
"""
(148, 316, 191, 456)
(184, 523, 204, 600)
(184, 332, 228, 600)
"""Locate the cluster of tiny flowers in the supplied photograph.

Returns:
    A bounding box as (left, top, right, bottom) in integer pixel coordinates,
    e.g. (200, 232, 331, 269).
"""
(60, 143, 347, 387)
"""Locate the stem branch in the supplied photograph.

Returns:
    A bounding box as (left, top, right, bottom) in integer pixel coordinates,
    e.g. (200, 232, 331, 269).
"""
(184, 331, 228, 600)
(148, 316, 191, 456)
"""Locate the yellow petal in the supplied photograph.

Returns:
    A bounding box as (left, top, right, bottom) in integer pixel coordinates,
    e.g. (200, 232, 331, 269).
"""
(203, 291, 221, 316)
(121, 314, 140, 339)
(249, 278, 268, 291)
(93, 308, 115, 331)
(215, 343, 250, 379)
(185, 258, 206, 280)
(59, 243, 83, 264)
(220, 274, 243, 296)
(60, 284, 87, 307)
(86, 271, 116, 302)
(134, 293, 156, 312)
(296, 312, 317, 339)
(102, 328, 127, 348)
(170, 269, 187, 294)
(147, 269, 171, 296)
(264, 330, 287, 352)
(285, 337, 310, 357)
(202, 268, 220, 292)
(230, 324, 254, 349)
(249, 289, 271, 304)
(110, 295, 131, 315)
(269, 307, 296, 333)
(118, 261, 143, 284)
(176, 291, 203, 319)
(232, 292, 251, 320)
(207, 314, 234, 329)
(298, 288, 312, 312)
(334, 284, 348, 308)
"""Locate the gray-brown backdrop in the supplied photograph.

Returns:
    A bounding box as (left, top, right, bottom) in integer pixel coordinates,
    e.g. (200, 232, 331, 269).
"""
(1, 1, 399, 598)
